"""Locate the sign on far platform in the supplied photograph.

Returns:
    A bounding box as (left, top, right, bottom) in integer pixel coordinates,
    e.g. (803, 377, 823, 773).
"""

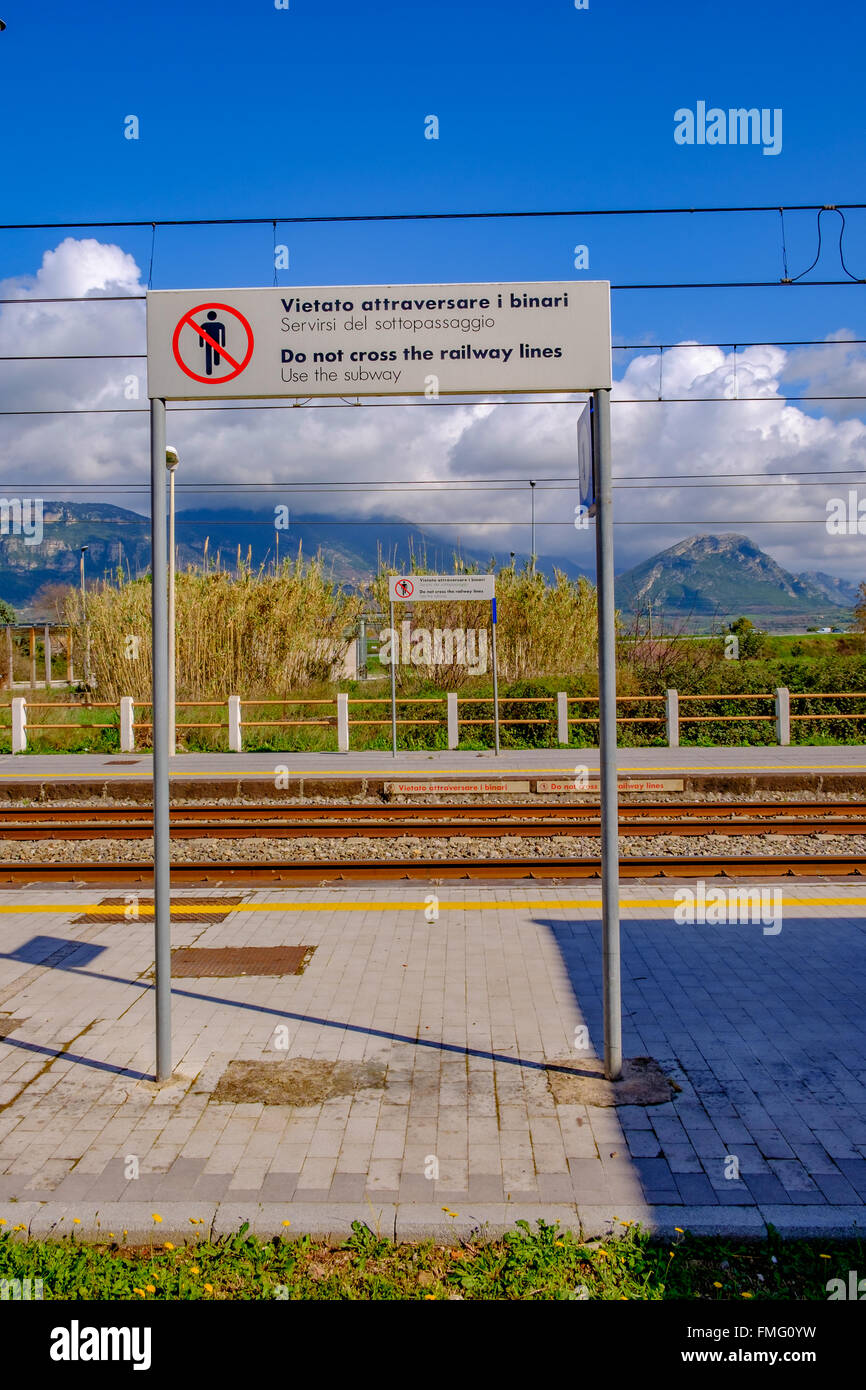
(146, 281, 612, 400)
(388, 574, 495, 602)
(385, 781, 530, 795)
(537, 778, 684, 793)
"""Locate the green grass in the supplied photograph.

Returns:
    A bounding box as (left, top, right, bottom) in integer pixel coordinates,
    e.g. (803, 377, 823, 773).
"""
(0, 1221, 860, 1301)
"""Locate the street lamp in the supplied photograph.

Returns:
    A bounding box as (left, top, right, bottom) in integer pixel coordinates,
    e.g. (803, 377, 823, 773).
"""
(79, 545, 90, 687)
(165, 445, 179, 754)
(529, 480, 536, 573)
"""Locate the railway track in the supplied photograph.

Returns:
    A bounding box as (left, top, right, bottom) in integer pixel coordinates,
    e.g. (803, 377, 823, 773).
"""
(0, 854, 862, 884)
(2, 800, 866, 839)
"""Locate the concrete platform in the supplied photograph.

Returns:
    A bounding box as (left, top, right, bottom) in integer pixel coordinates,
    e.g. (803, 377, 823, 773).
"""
(2, 746, 866, 801)
(2, 881, 866, 1241)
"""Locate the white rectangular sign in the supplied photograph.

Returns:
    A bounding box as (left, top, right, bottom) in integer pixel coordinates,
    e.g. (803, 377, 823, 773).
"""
(388, 574, 495, 602)
(146, 281, 611, 400)
(385, 781, 531, 794)
(537, 779, 685, 793)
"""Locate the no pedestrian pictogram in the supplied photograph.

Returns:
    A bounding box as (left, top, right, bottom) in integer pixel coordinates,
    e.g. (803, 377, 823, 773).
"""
(171, 302, 254, 385)
(394, 578, 415, 598)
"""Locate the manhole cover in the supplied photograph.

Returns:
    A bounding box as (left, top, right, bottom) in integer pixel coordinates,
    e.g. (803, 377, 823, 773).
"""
(211, 1057, 385, 1106)
(171, 945, 315, 977)
(74, 896, 246, 925)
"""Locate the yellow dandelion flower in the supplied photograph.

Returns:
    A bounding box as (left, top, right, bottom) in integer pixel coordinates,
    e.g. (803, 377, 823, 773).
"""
(146, 1285, 155, 1294)
(424, 1294, 436, 1300)
(190, 1266, 200, 1275)
(674, 1227, 684, 1234)
(0, 1219, 5, 1225)
(282, 1220, 291, 1228)
(713, 1281, 723, 1288)
(152, 1214, 162, 1223)
(134, 1288, 146, 1297)
(164, 1242, 175, 1251)
(108, 1233, 115, 1240)
(741, 1291, 753, 1299)
(819, 1253, 831, 1259)
(204, 1282, 213, 1292)
(73, 1218, 81, 1225)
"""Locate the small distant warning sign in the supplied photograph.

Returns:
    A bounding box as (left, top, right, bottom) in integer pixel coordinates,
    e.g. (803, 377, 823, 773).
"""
(171, 302, 254, 385)
(388, 574, 495, 602)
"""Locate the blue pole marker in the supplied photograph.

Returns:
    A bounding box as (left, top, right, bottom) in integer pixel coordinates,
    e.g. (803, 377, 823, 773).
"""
(491, 597, 497, 624)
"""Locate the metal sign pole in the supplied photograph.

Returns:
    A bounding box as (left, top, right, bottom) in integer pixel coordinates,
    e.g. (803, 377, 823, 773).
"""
(389, 598, 397, 758)
(150, 398, 172, 1081)
(491, 597, 500, 755)
(593, 387, 622, 1082)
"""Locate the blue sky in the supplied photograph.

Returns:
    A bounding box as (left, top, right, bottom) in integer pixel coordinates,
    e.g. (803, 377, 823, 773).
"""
(0, 0, 865, 583)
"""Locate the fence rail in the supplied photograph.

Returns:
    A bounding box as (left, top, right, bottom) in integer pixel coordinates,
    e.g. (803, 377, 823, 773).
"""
(4, 686, 866, 753)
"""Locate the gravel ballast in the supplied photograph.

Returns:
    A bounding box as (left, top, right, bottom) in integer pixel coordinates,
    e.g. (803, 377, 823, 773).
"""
(1, 831, 864, 863)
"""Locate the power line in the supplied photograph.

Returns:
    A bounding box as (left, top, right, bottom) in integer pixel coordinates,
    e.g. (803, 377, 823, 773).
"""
(0, 394, 864, 418)
(1, 202, 864, 231)
(5, 336, 865, 360)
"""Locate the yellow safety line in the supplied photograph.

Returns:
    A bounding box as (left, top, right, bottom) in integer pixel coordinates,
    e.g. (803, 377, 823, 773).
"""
(1, 896, 866, 915)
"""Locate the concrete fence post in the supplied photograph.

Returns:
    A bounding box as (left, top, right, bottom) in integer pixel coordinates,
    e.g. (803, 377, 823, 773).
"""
(120, 697, 135, 753)
(228, 695, 242, 752)
(12, 697, 26, 754)
(775, 687, 790, 746)
(337, 692, 350, 752)
(666, 688, 679, 748)
(556, 691, 569, 746)
(447, 692, 458, 750)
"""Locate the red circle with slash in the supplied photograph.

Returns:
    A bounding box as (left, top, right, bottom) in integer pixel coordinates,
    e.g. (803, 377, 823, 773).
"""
(172, 301, 255, 384)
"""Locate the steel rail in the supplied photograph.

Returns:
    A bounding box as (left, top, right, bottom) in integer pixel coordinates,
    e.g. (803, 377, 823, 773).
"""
(2, 800, 866, 840)
(0, 855, 863, 884)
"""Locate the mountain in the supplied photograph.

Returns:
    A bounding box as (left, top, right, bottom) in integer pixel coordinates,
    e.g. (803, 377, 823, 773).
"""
(2, 506, 858, 633)
(615, 534, 858, 631)
(796, 570, 861, 608)
(0, 500, 587, 615)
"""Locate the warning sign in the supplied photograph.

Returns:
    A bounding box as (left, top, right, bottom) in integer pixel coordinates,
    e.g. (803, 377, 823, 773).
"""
(171, 302, 254, 385)
(146, 280, 611, 400)
(537, 778, 684, 793)
(388, 574, 495, 602)
(385, 781, 531, 795)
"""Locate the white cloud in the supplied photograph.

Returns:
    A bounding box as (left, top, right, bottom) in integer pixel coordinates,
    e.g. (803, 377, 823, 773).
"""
(1, 238, 866, 583)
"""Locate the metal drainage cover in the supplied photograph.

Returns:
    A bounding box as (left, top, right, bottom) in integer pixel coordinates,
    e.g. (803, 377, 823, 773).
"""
(74, 896, 246, 925)
(170, 945, 315, 978)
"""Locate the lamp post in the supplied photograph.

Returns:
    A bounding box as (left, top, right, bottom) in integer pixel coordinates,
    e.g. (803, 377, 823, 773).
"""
(529, 480, 536, 573)
(79, 545, 90, 688)
(166, 445, 179, 754)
